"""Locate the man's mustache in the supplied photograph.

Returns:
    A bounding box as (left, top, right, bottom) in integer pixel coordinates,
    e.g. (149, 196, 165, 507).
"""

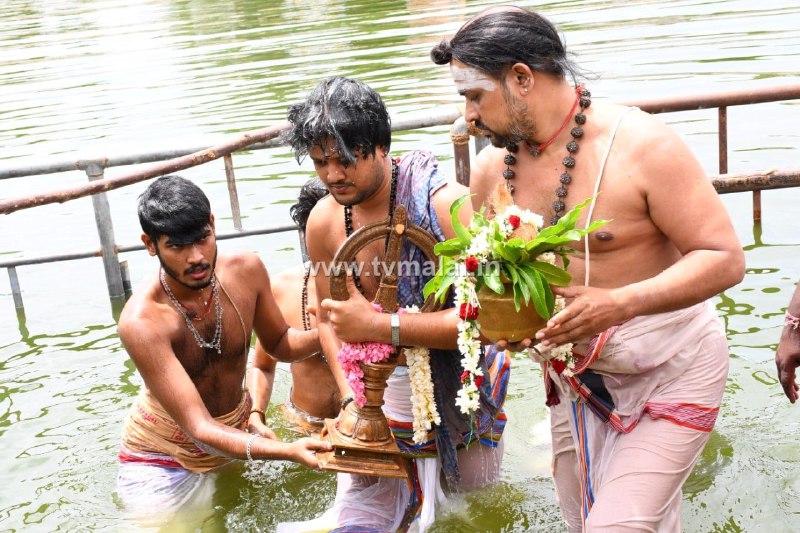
(185, 263, 210, 275)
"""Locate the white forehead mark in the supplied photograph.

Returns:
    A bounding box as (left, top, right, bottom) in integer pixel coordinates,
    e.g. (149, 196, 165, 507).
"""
(450, 64, 497, 93)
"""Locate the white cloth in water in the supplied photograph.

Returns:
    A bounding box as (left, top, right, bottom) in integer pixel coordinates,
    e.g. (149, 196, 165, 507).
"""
(277, 366, 447, 532)
(116, 461, 217, 529)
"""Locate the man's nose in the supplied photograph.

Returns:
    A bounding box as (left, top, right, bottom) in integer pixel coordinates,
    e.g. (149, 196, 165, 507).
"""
(464, 101, 479, 125)
(327, 161, 346, 181)
(187, 244, 205, 263)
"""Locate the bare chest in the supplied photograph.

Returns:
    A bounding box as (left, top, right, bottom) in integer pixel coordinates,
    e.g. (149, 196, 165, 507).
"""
(501, 153, 659, 264)
(169, 296, 250, 414)
(330, 212, 393, 298)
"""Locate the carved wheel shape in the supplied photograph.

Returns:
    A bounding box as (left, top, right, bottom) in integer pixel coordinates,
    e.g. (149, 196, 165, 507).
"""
(329, 204, 445, 314)
(321, 205, 445, 472)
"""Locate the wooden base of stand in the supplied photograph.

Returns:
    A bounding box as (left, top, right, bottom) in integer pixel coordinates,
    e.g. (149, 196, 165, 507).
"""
(317, 418, 408, 479)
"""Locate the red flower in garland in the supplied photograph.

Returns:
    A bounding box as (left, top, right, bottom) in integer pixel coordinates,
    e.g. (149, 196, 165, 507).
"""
(508, 215, 521, 229)
(458, 303, 479, 320)
(474, 375, 484, 388)
(465, 255, 479, 272)
(460, 370, 469, 382)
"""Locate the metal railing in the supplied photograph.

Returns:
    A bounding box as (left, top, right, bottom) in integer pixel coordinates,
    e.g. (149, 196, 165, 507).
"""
(2, 85, 800, 314)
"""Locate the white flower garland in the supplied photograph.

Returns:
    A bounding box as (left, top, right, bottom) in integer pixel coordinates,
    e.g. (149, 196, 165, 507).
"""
(530, 294, 575, 376)
(453, 208, 574, 415)
(403, 306, 441, 444)
(454, 274, 483, 414)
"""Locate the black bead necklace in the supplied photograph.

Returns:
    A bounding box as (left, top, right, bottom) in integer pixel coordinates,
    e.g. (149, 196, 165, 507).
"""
(299, 260, 327, 363)
(301, 261, 312, 331)
(343, 157, 398, 293)
(502, 85, 591, 225)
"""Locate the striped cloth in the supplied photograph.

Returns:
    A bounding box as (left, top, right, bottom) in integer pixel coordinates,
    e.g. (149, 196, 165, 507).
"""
(119, 389, 251, 472)
(388, 345, 509, 455)
(392, 150, 508, 488)
(546, 324, 719, 433)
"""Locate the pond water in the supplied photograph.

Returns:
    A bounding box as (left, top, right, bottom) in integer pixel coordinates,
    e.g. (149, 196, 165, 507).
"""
(1, 0, 799, 531)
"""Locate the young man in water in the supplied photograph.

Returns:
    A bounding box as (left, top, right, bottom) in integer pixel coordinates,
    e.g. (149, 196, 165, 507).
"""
(431, 6, 744, 532)
(279, 76, 509, 532)
(250, 179, 340, 434)
(115, 175, 331, 522)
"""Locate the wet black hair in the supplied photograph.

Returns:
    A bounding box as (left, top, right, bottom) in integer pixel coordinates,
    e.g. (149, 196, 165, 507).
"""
(290, 178, 329, 231)
(137, 175, 211, 245)
(430, 6, 582, 83)
(285, 76, 392, 167)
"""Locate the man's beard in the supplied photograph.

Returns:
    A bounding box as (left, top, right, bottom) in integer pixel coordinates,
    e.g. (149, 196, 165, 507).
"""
(480, 93, 537, 149)
(158, 245, 218, 290)
(329, 159, 385, 207)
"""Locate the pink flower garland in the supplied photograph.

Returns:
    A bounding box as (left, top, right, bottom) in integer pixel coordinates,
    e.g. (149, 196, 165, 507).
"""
(337, 303, 396, 407)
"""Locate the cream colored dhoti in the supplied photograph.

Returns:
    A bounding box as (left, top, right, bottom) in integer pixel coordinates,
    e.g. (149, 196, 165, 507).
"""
(116, 389, 251, 522)
(549, 300, 729, 532)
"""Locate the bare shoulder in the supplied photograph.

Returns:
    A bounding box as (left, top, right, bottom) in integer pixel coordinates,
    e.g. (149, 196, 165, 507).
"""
(118, 279, 176, 354)
(471, 145, 507, 208)
(432, 177, 469, 205)
(216, 251, 270, 281)
(271, 264, 306, 301)
(305, 195, 340, 260)
(615, 105, 701, 172)
(308, 194, 339, 225)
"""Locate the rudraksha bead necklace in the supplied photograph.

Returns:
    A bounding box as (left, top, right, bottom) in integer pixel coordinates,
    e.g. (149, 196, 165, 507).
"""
(301, 261, 312, 331)
(502, 85, 591, 225)
(299, 261, 327, 363)
(343, 157, 398, 293)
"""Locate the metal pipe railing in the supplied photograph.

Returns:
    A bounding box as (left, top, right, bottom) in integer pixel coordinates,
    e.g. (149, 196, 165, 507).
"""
(2, 85, 798, 313)
(626, 84, 800, 222)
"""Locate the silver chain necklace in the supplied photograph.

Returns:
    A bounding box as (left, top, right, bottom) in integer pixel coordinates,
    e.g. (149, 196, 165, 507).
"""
(160, 269, 223, 354)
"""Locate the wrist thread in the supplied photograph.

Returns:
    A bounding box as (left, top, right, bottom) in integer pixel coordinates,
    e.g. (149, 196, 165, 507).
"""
(340, 395, 355, 410)
(249, 408, 266, 422)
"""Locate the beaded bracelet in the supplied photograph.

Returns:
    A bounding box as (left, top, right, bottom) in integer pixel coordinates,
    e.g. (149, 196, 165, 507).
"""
(786, 311, 800, 330)
(249, 408, 265, 422)
(246, 433, 260, 461)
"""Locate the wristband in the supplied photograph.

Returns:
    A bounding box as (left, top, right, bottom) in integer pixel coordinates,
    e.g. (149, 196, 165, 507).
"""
(390, 313, 401, 346)
(340, 395, 354, 410)
(786, 311, 800, 330)
(249, 408, 265, 422)
(246, 433, 260, 461)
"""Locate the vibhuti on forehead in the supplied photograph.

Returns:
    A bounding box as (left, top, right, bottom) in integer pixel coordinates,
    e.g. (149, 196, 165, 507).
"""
(450, 63, 498, 93)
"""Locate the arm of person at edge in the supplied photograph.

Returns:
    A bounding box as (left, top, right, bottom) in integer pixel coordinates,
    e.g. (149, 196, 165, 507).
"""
(470, 112, 745, 350)
(252, 256, 320, 363)
(118, 260, 331, 468)
(317, 179, 473, 350)
(776, 281, 800, 403)
(245, 340, 279, 439)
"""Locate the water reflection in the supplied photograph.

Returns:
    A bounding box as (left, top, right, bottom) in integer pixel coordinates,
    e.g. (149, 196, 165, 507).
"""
(2, 0, 800, 530)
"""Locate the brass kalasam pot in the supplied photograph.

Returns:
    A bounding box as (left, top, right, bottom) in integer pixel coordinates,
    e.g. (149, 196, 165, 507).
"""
(335, 357, 398, 445)
(477, 283, 548, 343)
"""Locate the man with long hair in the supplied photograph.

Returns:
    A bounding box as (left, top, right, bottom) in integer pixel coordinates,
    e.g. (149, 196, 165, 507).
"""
(432, 6, 744, 532)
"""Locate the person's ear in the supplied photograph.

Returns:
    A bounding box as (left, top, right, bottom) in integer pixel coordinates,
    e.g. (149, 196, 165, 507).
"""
(209, 213, 215, 231)
(142, 234, 157, 256)
(510, 63, 533, 95)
